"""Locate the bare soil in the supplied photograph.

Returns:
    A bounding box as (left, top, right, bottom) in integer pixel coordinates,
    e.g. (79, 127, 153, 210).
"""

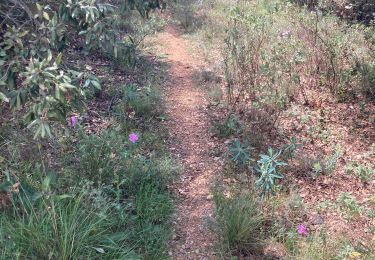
(155, 25, 220, 259)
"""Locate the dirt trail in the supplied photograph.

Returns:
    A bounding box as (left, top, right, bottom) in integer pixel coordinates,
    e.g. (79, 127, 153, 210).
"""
(156, 25, 219, 259)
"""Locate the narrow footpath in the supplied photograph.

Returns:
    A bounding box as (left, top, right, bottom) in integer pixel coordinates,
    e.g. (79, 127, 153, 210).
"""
(156, 25, 219, 259)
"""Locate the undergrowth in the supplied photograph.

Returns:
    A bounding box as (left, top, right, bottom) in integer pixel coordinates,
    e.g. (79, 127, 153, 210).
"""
(0, 10, 176, 258)
(175, 0, 375, 258)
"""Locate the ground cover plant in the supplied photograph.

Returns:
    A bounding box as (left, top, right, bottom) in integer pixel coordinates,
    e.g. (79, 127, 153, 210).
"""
(0, 1, 177, 259)
(173, 0, 375, 258)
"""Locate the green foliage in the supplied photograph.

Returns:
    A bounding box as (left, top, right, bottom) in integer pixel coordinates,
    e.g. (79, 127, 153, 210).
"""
(75, 130, 121, 184)
(0, 0, 164, 138)
(221, 0, 375, 134)
(228, 139, 252, 167)
(312, 161, 323, 177)
(224, 2, 303, 128)
(0, 178, 140, 259)
(356, 60, 375, 100)
(255, 148, 287, 198)
(345, 161, 374, 183)
(354, 164, 374, 183)
(171, 0, 203, 32)
(0, 1, 172, 259)
(288, 228, 343, 260)
(282, 137, 303, 160)
(70, 128, 175, 196)
(0, 128, 175, 259)
(213, 189, 264, 256)
(323, 145, 342, 174)
(135, 183, 172, 223)
(337, 192, 362, 219)
(121, 84, 162, 119)
(213, 114, 242, 138)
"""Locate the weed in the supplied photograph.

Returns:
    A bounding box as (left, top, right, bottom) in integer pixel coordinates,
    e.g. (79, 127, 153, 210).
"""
(337, 192, 362, 220)
(120, 84, 162, 120)
(228, 139, 252, 167)
(323, 145, 343, 175)
(281, 137, 303, 160)
(213, 114, 242, 138)
(135, 183, 172, 224)
(255, 148, 287, 198)
(354, 164, 374, 184)
(291, 228, 342, 260)
(312, 162, 323, 177)
(344, 161, 374, 183)
(207, 86, 223, 105)
(316, 199, 336, 213)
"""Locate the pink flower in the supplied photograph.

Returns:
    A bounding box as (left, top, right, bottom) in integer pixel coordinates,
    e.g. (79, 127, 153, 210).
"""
(297, 224, 308, 236)
(70, 116, 78, 127)
(129, 133, 139, 143)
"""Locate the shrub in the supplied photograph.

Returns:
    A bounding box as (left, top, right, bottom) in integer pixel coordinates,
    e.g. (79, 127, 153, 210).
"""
(228, 139, 252, 167)
(222, 0, 375, 132)
(0, 0, 164, 138)
(171, 0, 205, 32)
(345, 161, 374, 183)
(323, 145, 342, 174)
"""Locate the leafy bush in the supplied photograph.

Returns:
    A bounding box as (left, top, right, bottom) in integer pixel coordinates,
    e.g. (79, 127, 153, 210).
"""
(222, 0, 375, 134)
(345, 161, 374, 183)
(354, 164, 374, 183)
(0, 0, 164, 138)
(224, 2, 303, 129)
(322, 145, 343, 174)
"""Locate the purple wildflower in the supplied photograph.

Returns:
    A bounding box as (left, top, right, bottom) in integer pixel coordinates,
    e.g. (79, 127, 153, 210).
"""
(129, 133, 139, 143)
(70, 116, 78, 127)
(297, 224, 308, 236)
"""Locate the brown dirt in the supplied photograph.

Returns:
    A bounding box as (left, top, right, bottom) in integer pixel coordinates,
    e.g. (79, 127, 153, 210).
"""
(155, 25, 220, 259)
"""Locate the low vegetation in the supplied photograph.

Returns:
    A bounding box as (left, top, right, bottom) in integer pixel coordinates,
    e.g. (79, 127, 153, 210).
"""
(173, 0, 374, 259)
(0, 0, 176, 259)
(1, 0, 374, 259)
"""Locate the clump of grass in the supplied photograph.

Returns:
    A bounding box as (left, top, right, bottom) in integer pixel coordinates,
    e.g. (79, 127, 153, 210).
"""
(213, 188, 264, 257)
(0, 191, 139, 260)
(119, 84, 162, 120)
